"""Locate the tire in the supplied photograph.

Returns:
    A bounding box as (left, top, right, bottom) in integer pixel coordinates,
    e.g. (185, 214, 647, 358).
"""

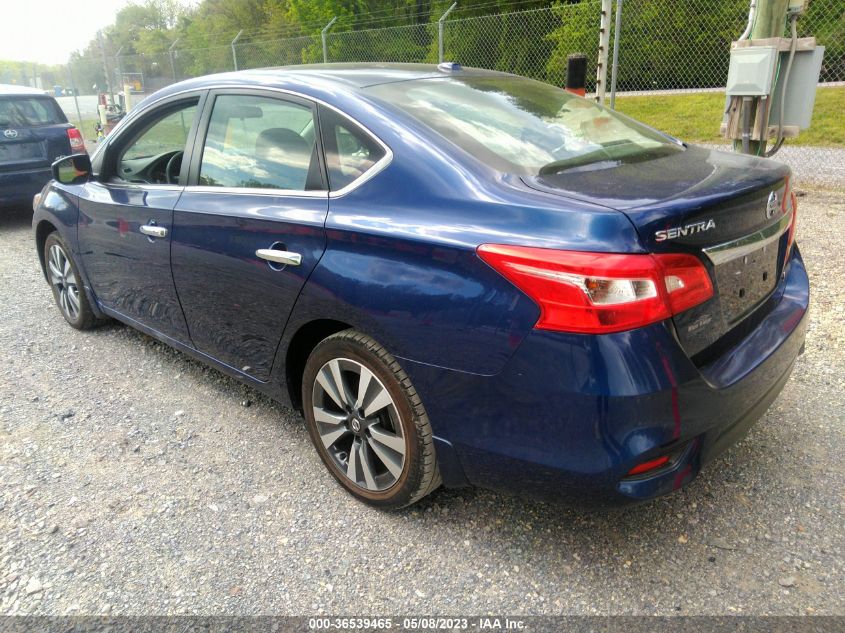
(302, 329, 441, 509)
(43, 232, 100, 330)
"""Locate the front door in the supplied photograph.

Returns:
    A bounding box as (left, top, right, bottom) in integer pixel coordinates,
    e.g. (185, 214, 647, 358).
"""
(79, 96, 199, 344)
(171, 91, 329, 381)
(78, 97, 203, 344)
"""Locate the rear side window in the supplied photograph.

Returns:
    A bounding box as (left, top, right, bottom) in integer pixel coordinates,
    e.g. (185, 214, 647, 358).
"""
(0, 97, 66, 127)
(365, 76, 681, 177)
(199, 94, 321, 191)
(319, 107, 386, 191)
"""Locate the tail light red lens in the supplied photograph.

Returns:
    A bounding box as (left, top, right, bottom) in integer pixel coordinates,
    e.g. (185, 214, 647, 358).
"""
(477, 244, 713, 334)
(626, 455, 671, 476)
(67, 127, 85, 154)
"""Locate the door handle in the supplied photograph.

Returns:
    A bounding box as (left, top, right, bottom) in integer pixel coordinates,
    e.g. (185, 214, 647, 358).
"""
(140, 224, 168, 238)
(256, 248, 302, 266)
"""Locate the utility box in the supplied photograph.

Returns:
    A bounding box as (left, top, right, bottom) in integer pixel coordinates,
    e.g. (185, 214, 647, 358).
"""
(726, 46, 778, 96)
(722, 36, 824, 144)
(768, 46, 826, 129)
(788, 0, 810, 14)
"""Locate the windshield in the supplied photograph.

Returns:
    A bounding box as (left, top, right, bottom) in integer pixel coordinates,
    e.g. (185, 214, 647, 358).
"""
(0, 97, 66, 127)
(366, 76, 683, 176)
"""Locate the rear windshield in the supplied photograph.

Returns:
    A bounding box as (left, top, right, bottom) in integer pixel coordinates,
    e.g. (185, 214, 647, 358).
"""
(366, 76, 683, 176)
(0, 97, 66, 127)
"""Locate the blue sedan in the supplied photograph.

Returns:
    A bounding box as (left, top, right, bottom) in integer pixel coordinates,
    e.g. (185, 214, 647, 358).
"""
(32, 64, 808, 508)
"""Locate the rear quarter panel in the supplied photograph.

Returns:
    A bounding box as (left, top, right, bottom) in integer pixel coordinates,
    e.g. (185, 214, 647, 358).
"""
(279, 100, 644, 376)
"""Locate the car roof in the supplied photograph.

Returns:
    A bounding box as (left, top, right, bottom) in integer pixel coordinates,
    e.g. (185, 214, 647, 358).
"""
(152, 63, 513, 102)
(239, 63, 508, 88)
(0, 83, 51, 97)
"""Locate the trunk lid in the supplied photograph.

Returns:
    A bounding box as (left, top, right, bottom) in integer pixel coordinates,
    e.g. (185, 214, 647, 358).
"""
(523, 145, 793, 358)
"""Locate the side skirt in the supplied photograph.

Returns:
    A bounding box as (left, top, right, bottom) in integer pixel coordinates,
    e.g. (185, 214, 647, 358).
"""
(98, 304, 290, 406)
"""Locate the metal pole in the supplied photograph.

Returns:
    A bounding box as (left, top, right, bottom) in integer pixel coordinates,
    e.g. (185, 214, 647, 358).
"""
(609, 0, 623, 109)
(231, 30, 243, 70)
(97, 31, 114, 98)
(595, 0, 612, 105)
(66, 64, 84, 131)
(438, 3, 458, 64)
(115, 46, 124, 93)
(321, 17, 337, 64)
(169, 38, 180, 81)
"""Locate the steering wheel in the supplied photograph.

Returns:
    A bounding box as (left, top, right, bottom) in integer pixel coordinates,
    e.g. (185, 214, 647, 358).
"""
(165, 151, 184, 184)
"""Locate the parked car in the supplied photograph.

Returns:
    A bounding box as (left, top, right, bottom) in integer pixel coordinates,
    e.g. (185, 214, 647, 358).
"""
(32, 64, 808, 508)
(1, 84, 85, 208)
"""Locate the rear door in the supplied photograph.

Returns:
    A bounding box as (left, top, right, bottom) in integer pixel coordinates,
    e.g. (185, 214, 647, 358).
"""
(171, 90, 329, 381)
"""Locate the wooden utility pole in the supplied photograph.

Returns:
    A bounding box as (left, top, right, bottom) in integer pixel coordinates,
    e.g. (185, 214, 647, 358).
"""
(742, 0, 791, 154)
(751, 0, 791, 39)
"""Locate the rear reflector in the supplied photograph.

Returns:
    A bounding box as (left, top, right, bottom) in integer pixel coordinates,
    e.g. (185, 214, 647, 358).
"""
(477, 245, 713, 334)
(67, 127, 85, 154)
(626, 455, 670, 476)
(786, 191, 798, 260)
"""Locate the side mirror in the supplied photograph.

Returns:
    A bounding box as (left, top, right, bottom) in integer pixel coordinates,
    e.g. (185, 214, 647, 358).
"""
(52, 154, 91, 185)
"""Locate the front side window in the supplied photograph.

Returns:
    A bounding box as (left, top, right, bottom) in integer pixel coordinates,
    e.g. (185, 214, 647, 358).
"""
(121, 105, 197, 163)
(116, 101, 198, 184)
(366, 77, 683, 177)
(319, 107, 386, 191)
(199, 95, 319, 191)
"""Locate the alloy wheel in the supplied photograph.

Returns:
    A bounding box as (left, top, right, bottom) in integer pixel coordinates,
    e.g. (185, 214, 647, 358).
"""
(48, 244, 81, 322)
(311, 358, 407, 492)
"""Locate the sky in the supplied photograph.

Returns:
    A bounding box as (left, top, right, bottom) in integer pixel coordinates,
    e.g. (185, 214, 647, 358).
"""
(0, 0, 134, 65)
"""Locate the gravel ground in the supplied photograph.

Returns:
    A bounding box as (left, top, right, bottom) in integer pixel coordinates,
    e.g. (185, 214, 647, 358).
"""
(700, 145, 845, 190)
(0, 190, 843, 616)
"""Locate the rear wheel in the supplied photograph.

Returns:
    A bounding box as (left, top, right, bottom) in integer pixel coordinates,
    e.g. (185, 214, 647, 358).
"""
(44, 232, 99, 330)
(302, 329, 440, 508)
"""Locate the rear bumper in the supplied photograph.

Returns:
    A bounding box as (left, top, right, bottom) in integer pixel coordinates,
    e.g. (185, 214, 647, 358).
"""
(402, 247, 809, 505)
(0, 167, 52, 207)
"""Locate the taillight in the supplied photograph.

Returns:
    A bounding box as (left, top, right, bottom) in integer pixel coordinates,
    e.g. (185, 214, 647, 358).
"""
(477, 245, 713, 334)
(67, 127, 85, 154)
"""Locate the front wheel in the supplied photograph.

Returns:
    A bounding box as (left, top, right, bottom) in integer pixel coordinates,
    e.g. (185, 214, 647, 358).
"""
(43, 232, 99, 330)
(302, 330, 440, 509)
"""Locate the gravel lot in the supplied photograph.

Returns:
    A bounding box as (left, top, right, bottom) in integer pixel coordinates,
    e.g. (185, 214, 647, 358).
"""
(0, 190, 843, 616)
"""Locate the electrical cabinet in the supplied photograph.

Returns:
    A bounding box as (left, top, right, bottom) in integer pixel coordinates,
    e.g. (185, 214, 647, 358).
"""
(787, 0, 809, 14)
(726, 46, 779, 96)
(768, 46, 826, 130)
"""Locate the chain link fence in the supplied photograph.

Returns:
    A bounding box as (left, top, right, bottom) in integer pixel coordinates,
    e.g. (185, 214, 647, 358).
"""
(329, 23, 439, 64)
(235, 35, 322, 70)
(614, 0, 843, 92)
(56, 0, 844, 186)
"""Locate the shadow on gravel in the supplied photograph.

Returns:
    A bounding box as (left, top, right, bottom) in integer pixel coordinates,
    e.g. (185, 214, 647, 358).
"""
(0, 205, 33, 231)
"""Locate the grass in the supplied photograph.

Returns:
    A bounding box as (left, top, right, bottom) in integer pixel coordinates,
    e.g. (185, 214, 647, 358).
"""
(614, 86, 845, 148)
(69, 118, 99, 141)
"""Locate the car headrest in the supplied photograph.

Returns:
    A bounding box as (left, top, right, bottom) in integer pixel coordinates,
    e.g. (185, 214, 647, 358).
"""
(255, 128, 311, 159)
